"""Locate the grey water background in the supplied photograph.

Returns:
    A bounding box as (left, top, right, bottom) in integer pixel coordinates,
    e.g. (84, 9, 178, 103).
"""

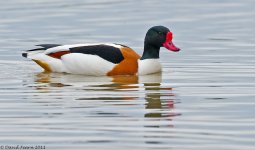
(0, 0, 255, 149)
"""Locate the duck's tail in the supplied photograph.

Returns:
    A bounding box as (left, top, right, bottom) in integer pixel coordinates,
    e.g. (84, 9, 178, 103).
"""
(22, 44, 64, 72)
(22, 44, 61, 58)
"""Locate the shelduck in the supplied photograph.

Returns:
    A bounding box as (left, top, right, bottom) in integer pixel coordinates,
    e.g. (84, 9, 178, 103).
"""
(22, 26, 180, 76)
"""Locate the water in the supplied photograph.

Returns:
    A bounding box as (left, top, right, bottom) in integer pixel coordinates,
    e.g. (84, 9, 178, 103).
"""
(0, 0, 255, 149)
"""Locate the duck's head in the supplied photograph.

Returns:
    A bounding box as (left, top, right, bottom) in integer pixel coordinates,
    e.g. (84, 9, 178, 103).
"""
(145, 26, 180, 52)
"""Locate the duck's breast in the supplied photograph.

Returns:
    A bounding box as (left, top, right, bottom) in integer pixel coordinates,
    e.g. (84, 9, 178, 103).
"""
(107, 47, 141, 76)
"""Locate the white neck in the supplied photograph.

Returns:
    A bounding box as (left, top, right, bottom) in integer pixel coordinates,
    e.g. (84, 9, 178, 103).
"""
(138, 59, 162, 75)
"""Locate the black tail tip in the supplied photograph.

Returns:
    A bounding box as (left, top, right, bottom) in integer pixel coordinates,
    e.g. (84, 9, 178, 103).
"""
(22, 52, 27, 58)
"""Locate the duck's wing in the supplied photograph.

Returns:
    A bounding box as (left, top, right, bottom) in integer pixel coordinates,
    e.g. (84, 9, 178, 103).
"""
(45, 43, 125, 64)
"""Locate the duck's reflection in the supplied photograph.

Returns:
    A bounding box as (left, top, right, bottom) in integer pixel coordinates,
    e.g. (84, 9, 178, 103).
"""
(35, 72, 139, 89)
(34, 72, 179, 119)
(144, 83, 179, 118)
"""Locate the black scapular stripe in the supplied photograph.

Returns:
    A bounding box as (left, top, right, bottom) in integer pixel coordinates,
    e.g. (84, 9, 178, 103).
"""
(69, 44, 124, 64)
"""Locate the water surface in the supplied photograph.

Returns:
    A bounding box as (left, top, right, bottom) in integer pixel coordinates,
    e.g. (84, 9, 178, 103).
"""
(0, 0, 255, 149)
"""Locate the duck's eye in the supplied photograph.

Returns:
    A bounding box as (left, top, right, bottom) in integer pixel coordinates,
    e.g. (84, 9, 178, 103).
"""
(158, 31, 162, 34)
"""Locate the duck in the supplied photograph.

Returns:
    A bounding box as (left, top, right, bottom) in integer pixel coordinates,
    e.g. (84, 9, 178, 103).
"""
(22, 26, 180, 76)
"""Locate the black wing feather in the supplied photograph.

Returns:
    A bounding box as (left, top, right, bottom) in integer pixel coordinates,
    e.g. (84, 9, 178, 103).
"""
(69, 44, 124, 64)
